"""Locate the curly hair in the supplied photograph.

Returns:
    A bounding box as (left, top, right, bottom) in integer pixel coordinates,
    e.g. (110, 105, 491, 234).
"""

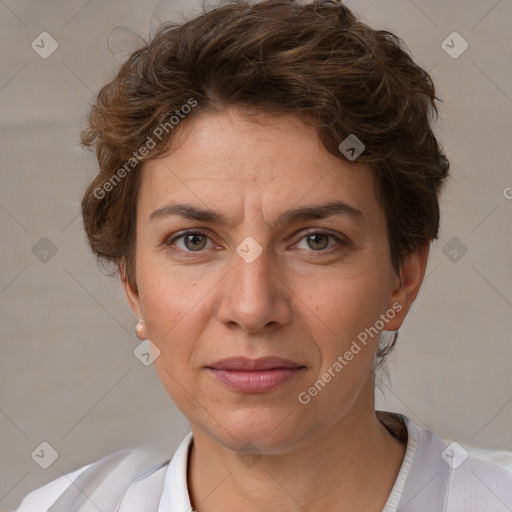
(80, 0, 449, 369)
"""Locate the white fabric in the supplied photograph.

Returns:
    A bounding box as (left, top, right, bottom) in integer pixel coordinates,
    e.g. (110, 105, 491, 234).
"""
(10, 465, 91, 512)
(13, 412, 512, 512)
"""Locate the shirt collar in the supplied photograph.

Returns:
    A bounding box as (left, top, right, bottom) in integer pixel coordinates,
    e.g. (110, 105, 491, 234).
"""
(157, 413, 449, 512)
(381, 412, 420, 511)
(158, 432, 194, 512)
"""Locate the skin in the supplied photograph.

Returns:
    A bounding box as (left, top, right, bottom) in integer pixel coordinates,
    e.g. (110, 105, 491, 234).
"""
(122, 108, 430, 511)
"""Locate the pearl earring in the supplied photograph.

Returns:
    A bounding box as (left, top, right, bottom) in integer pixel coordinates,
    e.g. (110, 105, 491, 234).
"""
(134, 318, 147, 341)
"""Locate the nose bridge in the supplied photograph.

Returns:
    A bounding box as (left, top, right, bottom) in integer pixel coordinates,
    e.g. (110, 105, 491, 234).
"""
(218, 243, 291, 332)
(235, 246, 274, 297)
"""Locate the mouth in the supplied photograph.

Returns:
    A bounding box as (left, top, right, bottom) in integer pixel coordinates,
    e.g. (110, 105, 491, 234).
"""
(206, 357, 306, 393)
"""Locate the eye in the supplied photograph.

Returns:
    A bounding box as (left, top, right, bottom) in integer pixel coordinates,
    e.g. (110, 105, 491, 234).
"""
(295, 231, 346, 251)
(167, 230, 214, 252)
(165, 229, 347, 255)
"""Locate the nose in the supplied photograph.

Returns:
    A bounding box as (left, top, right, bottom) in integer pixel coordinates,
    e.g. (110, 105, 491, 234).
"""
(216, 247, 292, 334)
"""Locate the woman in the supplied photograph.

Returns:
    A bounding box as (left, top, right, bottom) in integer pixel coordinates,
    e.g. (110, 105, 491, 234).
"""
(14, 0, 512, 510)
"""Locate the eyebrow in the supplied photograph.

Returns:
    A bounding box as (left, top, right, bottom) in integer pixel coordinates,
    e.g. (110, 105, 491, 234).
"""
(148, 200, 365, 227)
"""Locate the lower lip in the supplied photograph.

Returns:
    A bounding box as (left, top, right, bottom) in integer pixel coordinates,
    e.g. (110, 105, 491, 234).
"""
(207, 367, 304, 393)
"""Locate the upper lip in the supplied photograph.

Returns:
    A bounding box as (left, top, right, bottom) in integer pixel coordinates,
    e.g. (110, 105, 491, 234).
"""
(207, 356, 304, 371)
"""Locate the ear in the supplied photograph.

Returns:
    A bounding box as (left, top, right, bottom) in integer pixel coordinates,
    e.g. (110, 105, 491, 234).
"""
(120, 262, 143, 319)
(384, 241, 430, 331)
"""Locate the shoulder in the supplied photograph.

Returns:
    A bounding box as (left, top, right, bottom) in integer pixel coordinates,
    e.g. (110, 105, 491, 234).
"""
(387, 413, 512, 512)
(409, 417, 512, 511)
(446, 443, 512, 511)
(12, 448, 170, 512)
(13, 464, 92, 512)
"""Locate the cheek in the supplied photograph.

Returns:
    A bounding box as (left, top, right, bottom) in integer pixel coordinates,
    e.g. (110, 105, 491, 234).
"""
(304, 265, 389, 331)
(135, 261, 219, 393)
(138, 273, 205, 410)
(299, 268, 392, 378)
(137, 257, 211, 341)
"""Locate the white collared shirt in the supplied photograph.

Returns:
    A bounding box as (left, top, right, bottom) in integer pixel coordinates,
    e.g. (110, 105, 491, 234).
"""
(13, 412, 512, 512)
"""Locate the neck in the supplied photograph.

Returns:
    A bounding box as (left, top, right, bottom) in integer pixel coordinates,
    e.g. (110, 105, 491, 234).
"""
(187, 405, 407, 511)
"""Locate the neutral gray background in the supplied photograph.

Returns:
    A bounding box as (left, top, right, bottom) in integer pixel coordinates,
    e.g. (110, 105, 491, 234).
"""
(1, 0, 511, 510)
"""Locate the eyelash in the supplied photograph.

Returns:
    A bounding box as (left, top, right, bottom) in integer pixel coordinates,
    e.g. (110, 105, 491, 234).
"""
(165, 229, 348, 256)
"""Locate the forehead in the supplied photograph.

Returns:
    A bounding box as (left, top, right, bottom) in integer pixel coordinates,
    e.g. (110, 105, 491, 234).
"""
(138, 108, 381, 226)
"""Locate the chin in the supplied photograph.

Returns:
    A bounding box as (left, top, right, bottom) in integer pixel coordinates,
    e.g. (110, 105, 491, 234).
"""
(203, 404, 305, 453)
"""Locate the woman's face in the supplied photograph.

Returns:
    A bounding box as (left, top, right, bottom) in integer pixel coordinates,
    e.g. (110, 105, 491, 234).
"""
(123, 108, 416, 453)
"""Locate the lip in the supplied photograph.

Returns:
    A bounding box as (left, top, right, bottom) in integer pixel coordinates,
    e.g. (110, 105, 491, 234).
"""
(206, 357, 306, 393)
(207, 356, 303, 371)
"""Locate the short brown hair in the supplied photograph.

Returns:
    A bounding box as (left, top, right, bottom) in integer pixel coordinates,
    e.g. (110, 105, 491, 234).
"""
(81, 0, 449, 366)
